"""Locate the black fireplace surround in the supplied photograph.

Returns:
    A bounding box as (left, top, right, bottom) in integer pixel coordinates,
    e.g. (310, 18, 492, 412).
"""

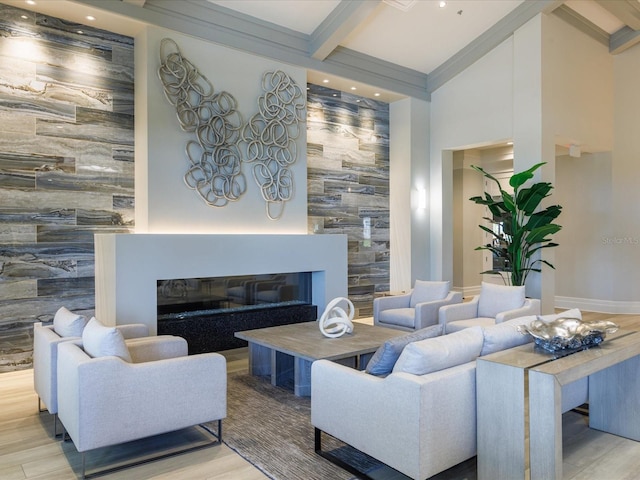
(156, 272, 317, 354)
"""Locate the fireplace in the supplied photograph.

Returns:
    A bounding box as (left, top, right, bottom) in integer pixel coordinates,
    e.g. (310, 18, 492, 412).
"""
(94, 234, 348, 339)
(156, 272, 317, 353)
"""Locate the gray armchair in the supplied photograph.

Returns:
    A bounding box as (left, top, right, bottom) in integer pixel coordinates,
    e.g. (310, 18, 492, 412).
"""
(57, 321, 226, 479)
(33, 307, 149, 436)
(374, 280, 462, 331)
(439, 282, 540, 334)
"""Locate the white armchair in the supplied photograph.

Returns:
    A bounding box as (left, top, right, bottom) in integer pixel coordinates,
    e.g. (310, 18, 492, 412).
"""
(33, 307, 149, 436)
(57, 320, 226, 479)
(374, 280, 462, 331)
(439, 282, 541, 334)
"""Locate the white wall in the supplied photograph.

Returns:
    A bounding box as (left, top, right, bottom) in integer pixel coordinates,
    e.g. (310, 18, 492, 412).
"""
(430, 36, 514, 285)
(390, 97, 430, 291)
(135, 26, 308, 234)
(611, 46, 640, 308)
(431, 12, 638, 312)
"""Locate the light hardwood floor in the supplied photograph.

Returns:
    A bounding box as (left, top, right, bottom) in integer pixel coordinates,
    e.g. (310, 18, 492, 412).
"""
(0, 312, 638, 480)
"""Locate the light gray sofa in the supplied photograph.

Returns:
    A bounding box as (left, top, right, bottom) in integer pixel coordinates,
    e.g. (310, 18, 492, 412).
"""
(312, 310, 587, 480)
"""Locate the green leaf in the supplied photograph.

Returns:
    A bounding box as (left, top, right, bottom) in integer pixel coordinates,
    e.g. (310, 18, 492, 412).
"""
(509, 162, 546, 189)
(525, 206, 562, 231)
(516, 183, 553, 215)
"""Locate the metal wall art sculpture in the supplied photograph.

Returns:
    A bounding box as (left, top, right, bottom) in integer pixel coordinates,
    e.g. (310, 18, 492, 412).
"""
(242, 70, 305, 220)
(158, 38, 246, 207)
(518, 317, 619, 353)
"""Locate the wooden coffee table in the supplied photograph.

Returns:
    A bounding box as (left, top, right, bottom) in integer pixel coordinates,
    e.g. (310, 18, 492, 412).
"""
(234, 321, 401, 396)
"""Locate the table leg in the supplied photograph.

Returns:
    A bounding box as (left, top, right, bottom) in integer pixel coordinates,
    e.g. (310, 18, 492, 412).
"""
(294, 357, 312, 396)
(529, 370, 562, 480)
(247, 342, 271, 376)
(274, 350, 294, 388)
(589, 355, 640, 441)
(477, 360, 527, 480)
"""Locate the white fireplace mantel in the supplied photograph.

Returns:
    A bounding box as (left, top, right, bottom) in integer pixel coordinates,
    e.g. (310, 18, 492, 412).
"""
(94, 234, 348, 335)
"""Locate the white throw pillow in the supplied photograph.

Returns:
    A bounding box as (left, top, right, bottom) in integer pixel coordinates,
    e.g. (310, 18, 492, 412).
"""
(477, 282, 525, 318)
(82, 317, 132, 362)
(481, 316, 536, 356)
(53, 306, 88, 338)
(393, 326, 484, 375)
(410, 280, 450, 308)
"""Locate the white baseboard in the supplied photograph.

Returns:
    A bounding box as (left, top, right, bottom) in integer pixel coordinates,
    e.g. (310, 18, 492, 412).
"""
(555, 296, 640, 314)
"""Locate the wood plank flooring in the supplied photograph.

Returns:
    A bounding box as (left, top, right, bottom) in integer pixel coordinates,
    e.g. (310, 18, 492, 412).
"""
(0, 312, 638, 479)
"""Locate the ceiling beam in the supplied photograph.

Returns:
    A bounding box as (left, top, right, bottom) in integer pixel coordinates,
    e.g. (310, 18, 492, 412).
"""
(610, 25, 640, 54)
(309, 0, 381, 60)
(122, 0, 146, 7)
(553, 4, 609, 47)
(596, 0, 640, 30)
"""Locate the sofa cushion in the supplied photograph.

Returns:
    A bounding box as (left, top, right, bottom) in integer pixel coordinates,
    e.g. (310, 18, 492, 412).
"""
(477, 282, 525, 318)
(53, 306, 88, 338)
(480, 309, 583, 356)
(393, 326, 484, 375)
(378, 308, 416, 328)
(410, 280, 450, 308)
(365, 324, 443, 376)
(481, 316, 536, 356)
(82, 317, 132, 362)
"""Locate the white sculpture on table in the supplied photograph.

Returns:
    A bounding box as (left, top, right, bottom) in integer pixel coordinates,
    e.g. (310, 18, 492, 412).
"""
(318, 297, 354, 338)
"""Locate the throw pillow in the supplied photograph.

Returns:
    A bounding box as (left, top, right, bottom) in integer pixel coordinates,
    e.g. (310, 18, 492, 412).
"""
(477, 282, 525, 318)
(393, 326, 484, 375)
(53, 306, 88, 338)
(410, 280, 450, 308)
(365, 324, 443, 376)
(82, 317, 132, 362)
(480, 316, 536, 356)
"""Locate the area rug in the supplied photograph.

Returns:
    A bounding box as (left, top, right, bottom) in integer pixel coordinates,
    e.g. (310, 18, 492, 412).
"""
(219, 372, 402, 480)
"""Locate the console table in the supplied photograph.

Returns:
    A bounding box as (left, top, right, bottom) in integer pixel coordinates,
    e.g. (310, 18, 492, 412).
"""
(477, 330, 640, 480)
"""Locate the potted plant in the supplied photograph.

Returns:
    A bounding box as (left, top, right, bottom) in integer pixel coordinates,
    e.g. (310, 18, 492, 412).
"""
(469, 162, 562, 286)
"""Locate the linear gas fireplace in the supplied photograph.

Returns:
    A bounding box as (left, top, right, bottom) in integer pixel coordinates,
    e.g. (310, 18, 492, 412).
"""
(156, 272, 317, 353)
(94, 234, 348, 346)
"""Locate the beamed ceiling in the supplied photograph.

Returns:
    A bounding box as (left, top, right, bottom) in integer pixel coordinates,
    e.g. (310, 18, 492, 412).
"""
(4, 0, 640, 101)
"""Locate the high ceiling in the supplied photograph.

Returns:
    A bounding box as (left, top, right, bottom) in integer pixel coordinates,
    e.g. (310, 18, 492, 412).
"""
(3, 0, 640, 100)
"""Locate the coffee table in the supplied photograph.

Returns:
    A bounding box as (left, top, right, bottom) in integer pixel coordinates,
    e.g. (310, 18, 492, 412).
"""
(234, 321, 401, 396)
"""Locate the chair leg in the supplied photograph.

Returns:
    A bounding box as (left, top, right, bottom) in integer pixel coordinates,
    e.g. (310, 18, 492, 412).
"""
(314, 428, 375, 480)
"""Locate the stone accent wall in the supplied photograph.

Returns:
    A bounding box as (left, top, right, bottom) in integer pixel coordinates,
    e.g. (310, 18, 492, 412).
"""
(307, 84, 390, 318)
(0, 4, 134, 372)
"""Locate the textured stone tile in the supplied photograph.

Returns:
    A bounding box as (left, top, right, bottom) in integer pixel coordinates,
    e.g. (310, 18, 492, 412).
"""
(36, 170, 134, 194)
(0, 225, 36, 244)
(36, 225, 130, 243)
(37, 276, 94, 298)
(0, 208, 75, 225)
(0, 279, 37, 301)
(0, 189, 113, 210)
(0, 3, 134, 372)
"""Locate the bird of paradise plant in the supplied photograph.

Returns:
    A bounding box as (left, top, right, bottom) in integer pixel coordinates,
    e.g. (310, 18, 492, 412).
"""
(469, 162, 562, 286)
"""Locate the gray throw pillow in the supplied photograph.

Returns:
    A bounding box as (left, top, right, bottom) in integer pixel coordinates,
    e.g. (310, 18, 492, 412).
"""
(365, 324, 443, 376)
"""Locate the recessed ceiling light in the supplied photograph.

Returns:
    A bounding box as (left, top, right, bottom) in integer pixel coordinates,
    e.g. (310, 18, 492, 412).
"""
(374, 93, 381, 97)
(21, 15, 28, 19)
(350, 87, 357, 91)
(86, 15, 96, 21)
(77, 30, 84, 34)
(26, 0, 36, 5)
(322, 79, 329, 84)
(439, 1, 447, 8)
